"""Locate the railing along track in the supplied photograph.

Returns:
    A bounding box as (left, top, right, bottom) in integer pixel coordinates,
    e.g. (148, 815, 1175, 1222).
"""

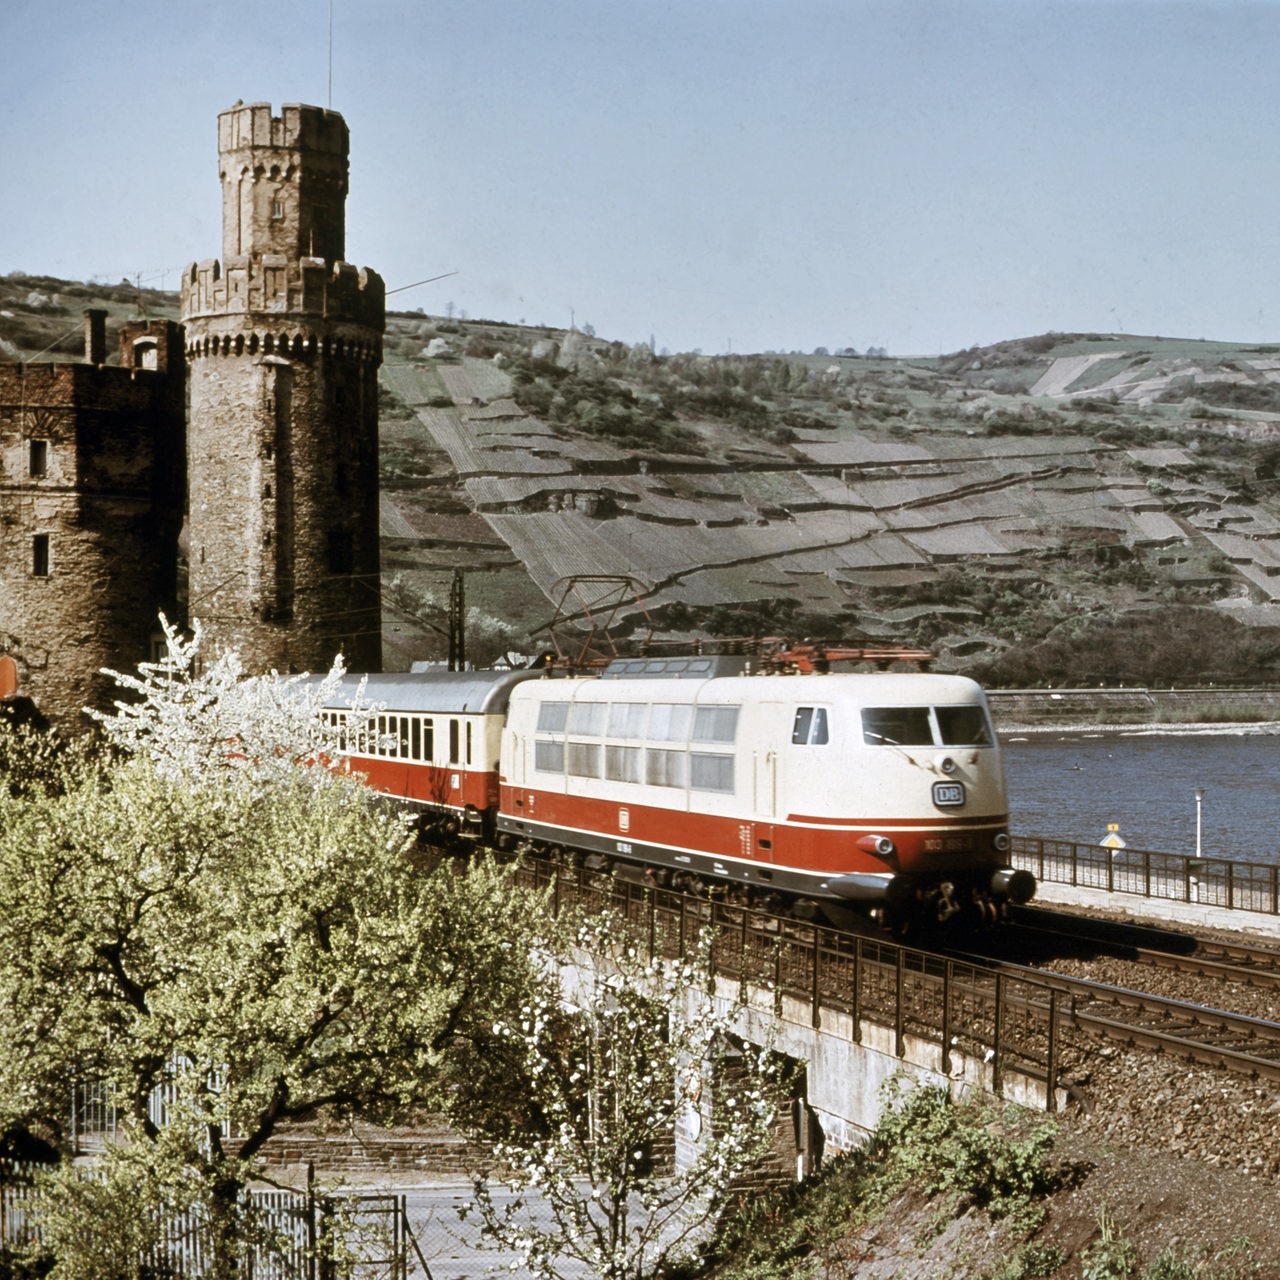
(507, 850, 1280, 1105)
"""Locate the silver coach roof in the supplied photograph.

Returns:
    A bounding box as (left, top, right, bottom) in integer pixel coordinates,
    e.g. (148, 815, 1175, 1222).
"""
(322, 668, 553, 715)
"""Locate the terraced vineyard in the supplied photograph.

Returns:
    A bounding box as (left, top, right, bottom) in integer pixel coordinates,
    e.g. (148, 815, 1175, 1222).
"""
(377, 312, 1280, 677)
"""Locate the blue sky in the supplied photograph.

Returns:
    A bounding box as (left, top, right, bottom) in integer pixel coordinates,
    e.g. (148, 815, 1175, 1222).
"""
(3, 0, 1279, 356)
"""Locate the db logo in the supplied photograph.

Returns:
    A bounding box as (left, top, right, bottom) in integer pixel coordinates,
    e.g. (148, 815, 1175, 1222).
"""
(932, 781, 965, 808)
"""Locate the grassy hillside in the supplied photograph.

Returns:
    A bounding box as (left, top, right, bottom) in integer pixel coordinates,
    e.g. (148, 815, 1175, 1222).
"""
(6, 272, 1280, 684)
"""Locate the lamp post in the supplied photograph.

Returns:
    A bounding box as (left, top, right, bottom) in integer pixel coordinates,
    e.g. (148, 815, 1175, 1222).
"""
(1195, 787, 1204, 860)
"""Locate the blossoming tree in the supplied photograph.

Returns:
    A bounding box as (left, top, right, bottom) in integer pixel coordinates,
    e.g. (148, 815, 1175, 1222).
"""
(0, 620, 549, 1279)
(469, 922, 783, 1280)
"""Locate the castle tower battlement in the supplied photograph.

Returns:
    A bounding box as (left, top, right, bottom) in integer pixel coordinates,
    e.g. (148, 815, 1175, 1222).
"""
(217, 101, 350, 265)
(183, 256, 384, 329)
(182, 102, 383, 674)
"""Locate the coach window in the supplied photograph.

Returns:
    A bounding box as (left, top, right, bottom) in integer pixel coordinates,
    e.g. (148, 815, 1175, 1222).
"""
(465, 721, 473, 765)
(646, 747, 686, 788)
(690, 753, 734, 793)
(399, 717, 412, 758)
(648, 703, 692, 743)
(410, 718, 422, 760)
(791, 707, 829, 746)
(422, 718, 435, 761)
(693, 706, 739, 744)
(567, 702, 606, 736)
(607, 702, 647, 738)
(536, 701, 570, 734)
(567, 741, 602, 777)
(605, 744, 642, 783)
(449, 719, 461, 765)
(376, 715, 391, 756)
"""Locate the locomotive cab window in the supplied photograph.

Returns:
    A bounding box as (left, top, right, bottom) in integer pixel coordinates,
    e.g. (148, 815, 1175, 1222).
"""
(791, 706, 829, 745)
(862, 706, 993, 747)
(935, 705, 993, 746)
(862, 707, 932, 746)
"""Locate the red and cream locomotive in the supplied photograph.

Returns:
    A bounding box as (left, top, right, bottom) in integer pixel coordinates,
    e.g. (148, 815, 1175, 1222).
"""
(323, 652, 1034, 929)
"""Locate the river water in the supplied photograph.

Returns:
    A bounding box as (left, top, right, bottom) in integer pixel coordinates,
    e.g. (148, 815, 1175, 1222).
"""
(1001, 729, 1280, 866)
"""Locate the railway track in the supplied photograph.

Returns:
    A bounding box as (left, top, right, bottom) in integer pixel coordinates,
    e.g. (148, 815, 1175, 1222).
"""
(1007, 905, 1280, 991)
(946, 946, 1280, 1084)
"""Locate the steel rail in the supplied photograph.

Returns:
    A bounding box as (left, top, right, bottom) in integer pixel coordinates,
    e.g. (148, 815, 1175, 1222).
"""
(951, 949, 1280, 1081)
(1003, 911, 1280, 991)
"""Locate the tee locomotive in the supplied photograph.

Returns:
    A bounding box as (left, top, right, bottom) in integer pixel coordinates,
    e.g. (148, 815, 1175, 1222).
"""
(322, 653, 1034, 929)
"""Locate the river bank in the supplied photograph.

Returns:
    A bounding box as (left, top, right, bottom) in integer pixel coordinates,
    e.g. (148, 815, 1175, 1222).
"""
(996, 718, 1280, 737)
(986, 686, 1280, 736)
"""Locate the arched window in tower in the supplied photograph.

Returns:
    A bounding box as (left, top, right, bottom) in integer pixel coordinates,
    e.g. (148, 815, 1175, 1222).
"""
(271, 199, 284, 221)
(133, 339, 158, 370)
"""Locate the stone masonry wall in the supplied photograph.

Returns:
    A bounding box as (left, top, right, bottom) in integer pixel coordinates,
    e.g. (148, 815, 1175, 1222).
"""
(0, 345, 184, 729)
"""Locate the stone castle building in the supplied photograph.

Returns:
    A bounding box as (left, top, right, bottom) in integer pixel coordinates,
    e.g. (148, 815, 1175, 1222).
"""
(0, 312, 185, 726)
(0, 102, 384, 729)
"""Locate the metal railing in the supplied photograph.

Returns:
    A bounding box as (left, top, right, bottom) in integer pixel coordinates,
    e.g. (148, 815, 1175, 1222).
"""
(517, 859, 1068, 1111)
(1012, 836, 1280, 918)
(0, 1171, 428, 1280)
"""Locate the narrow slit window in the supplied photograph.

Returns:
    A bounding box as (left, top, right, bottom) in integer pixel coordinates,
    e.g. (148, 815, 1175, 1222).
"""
(29, 441, 48, 477)
(31, 534, 50, 577)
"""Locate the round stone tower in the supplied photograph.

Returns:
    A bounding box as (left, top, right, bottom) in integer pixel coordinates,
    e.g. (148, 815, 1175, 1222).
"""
(182, 101, 384, 673)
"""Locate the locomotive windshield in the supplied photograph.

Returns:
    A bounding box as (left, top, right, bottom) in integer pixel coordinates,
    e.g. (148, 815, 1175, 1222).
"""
(862, 705, 992, 747)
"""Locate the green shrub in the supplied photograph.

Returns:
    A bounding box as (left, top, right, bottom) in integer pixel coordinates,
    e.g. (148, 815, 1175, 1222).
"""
(1081, 1205, 1138, 1280)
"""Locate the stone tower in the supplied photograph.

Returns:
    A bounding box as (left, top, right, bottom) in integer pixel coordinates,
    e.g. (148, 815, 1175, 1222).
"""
(182, 102, 384, 673)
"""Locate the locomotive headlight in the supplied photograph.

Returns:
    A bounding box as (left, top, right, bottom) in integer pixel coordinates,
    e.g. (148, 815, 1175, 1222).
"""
(857, 834, 897, 858)
(936, 753, 958, 775)
(993, 832, 1011, 853)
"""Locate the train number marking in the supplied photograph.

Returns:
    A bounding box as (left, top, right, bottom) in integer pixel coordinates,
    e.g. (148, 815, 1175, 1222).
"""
(924, 836, 974, 853)
(932, 781, 966, 808)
